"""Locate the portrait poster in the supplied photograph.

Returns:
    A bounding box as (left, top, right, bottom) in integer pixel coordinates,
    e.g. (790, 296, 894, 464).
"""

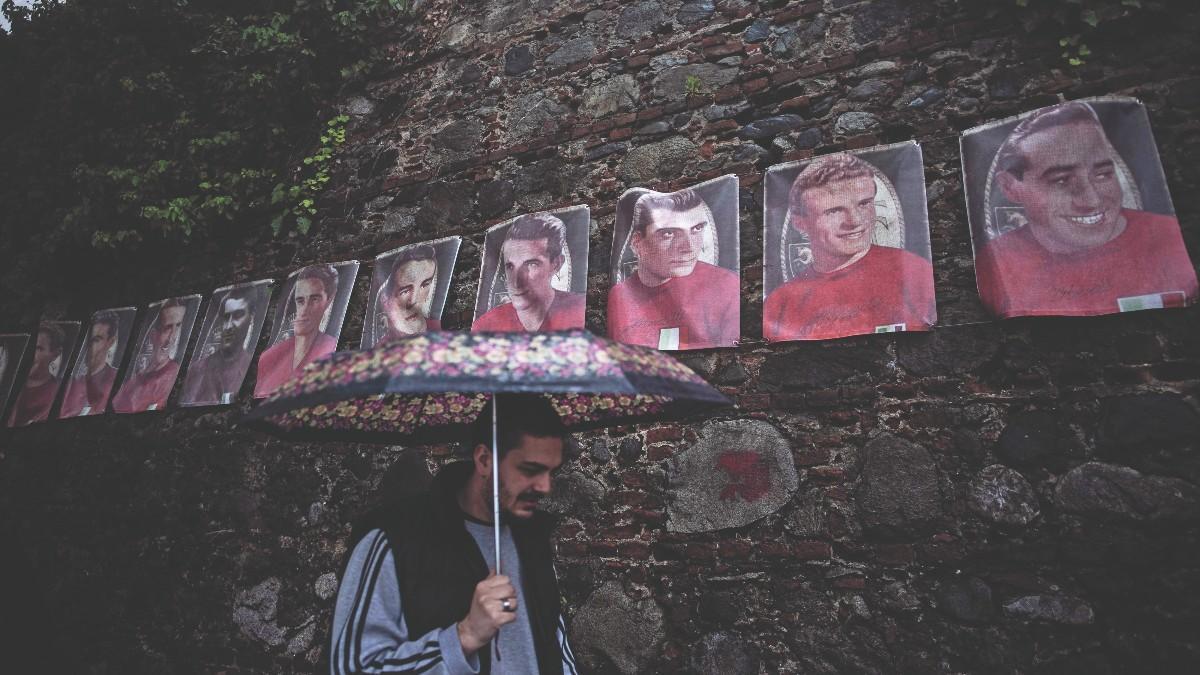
(0, 333, 31, 425)
(179, 279, 273, 407)
(361, 236, 462, 349)
(6, 320, 81, 427)
(961, 96, 1197, 318)
(111, 294, 202, 414)
(472, 206, 590, 333)
(253, 261, 360, 398)
(762, 141, 937, 342)
(58, 306, 137, 419)
(607, 174, 741, 351)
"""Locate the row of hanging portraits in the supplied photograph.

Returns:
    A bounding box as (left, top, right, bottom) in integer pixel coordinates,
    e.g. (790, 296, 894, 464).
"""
(1, 97, 1196, 426)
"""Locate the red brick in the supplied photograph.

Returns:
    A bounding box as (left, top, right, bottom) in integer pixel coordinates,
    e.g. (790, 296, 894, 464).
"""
(744, 53, 767, 67)
(714, 84, 742, 102)
(739, 393, 770, 410)
(613, 112, 638, 127)
(617, 541, 651, 559)
(793, 541, 832, 560)
(875, 543, 914, 565)
(700, 35, 725, 47)
(832, 575, 866, 590)
(636, 106, 664, 121)
(558, 541, 588, 557)
(771, 69, 801, 87)
(808, 466, 845, 483)
(646, 426, 683, 443)
(704, 42, 743, 59)
(718, 539, 753, 560)
(704, 119, 738, 136)
(588, 541, 618, 556)
(743, 77, 769, 94)
(627, 54, 651, 69)
(759, 541, 792, 558)
(609, 127, 632, 140)
(590, 119, 614, 133)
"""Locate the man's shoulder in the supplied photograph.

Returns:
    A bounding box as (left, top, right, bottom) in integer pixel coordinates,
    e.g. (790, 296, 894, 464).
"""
(473, 301, 517, 330)
(261, 336, 294, 359)
(1123, 208, 1181, 234)
(554, 290, 586, 310)
(866, 244, 934, 273)
(695, 261, 738, 284)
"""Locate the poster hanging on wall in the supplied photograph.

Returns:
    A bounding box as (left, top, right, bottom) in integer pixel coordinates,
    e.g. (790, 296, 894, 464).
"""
(6, 320, 81, 427)
(472, 206, 590, 333)
(58, 306, 137, 418)
(361, 236, 462, 349)
(111, 294, 202, 414)
(0, 333, 30, 424)
(179, 280, 273, 407)
(962, 96, 1198, 317)
(762, 142, 937, 342)
(608, 175, 741, 350)
(254, 261, 359, 398)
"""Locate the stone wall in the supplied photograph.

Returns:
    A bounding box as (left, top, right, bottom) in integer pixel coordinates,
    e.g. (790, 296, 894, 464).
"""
(3, 0, 1200, 673)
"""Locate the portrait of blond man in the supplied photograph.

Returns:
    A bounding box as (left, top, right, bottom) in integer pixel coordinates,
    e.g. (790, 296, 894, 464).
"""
(763, 144, 936, 342)
(963, 97, 1197, 317)
(472, 208, 588, 333)
(608, 176, 741, 351)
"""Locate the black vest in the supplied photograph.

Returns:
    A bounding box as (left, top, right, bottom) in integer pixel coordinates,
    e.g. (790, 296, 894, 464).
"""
(351, 462, 564, 675)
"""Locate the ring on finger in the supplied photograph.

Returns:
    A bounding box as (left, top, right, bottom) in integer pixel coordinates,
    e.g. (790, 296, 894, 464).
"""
(501, 598, 515, 612)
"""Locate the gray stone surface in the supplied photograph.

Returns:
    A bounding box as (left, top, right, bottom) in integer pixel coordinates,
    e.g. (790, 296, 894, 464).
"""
(793, 127, 823, 149)
(585, 141, 629, 161)
(969, 465, 1040, 526)
(738, 114, 805, 140)
(1003, 595, 1094, 625)
(581, 74, 639, 117)
(284, 620, 316, 656)
(504, 44, 535, 75)
(314, 572, 339, 600)
(935, 576, 993, 624)
(653, 63, 738, 100)
(1100, 394, 1200, 448)
(855, 434, 942, 537)
(667, 420, 798, 533)
(704, 101, 752, 121)
(432, 118, 480, 152)
(619, 136, 698, 184)
(996, 411, 1059, 467)
(833, 111, 881, 135)
(542, 469, 607, 517)
(476, 179, 514, 218)
(787, 487, 829, 537)
(345, 96, 374, 117)
(232, 577, 285, 647)
(690, 631, 761, 674)
(848, 79, 891, 101)
(897, 328, 998, 377)
(617, 1, 663, 39)
(744, 18, 771, 43)
(546, 38, 597, 68)
(677, 0, 716, 25)
(1055, 462, 1200, 522)
(572, 581, 664, 674)
(634, 120, 671, 136)
(907, 86, 946, 109)
(506, 91, 568, 140)
(760, 344, 888, 390)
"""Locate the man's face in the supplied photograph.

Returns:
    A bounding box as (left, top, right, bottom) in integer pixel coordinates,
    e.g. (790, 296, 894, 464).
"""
(999, 122, 1125, 253)
(491, 433, 564, 520)
(631, 204, 709, 286)
(218, 296, 252, 354)
(292, 278, 331, 338)
(794, 175, 876, 271)
(502, 237, 561, 313)
(87, 323, 116, 371)
(32, 332, 58, 374)
(151, 306, 186, 359)
(384, 259, 437, 335)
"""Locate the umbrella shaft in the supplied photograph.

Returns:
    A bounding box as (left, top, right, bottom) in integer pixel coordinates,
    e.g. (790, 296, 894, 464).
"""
(492, 394, 501, 575)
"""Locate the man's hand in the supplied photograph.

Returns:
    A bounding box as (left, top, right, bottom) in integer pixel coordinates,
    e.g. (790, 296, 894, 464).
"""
(457, 573, 518, 656)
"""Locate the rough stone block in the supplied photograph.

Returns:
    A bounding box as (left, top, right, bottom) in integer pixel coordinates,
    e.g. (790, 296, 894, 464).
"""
(573, 581, 665, 674)
(855, 434, 942, 538)
(969, 465, 1040, 526)
(1055, 462, 1200, 522)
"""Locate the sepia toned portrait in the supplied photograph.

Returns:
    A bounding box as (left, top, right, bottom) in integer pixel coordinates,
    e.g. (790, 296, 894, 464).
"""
(962, 96, 1197, 318)
(607, 175, 741, 351)
(6, 320, 81, 427)
(0, 333, 31, 425)
(111, 294, 202, 414)
(58, 306, 137, 418)
(253, 261, 359, 398)
(361, 237, 461, 349)
(179, 280, 273, 407)
(472, 206, 589, 333)
(762, 142, 937, 342)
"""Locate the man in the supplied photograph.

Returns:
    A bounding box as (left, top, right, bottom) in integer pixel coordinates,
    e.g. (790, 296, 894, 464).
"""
(330, 395, 578, 675)
(255, 265, 339, 397)
(975, 101, 1198, 316)
(607, 189, 739, 349)
(181, 288, 258, 405)
(112, 298, 187, 413)
(7, 322, 65, 426)
(472, 214, 585, 332)
(379, 245, 442, 344)
(763, 153, 936, 341)
(60, 311, 121, 417)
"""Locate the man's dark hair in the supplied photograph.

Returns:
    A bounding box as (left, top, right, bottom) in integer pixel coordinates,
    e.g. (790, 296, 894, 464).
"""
(92, 310, 120, 341)
(37, 321, 65, 354)
(505, 213, 566, 262)
(388, 244, 439, 296)
(296, 263, 339, 299)
(157, 297, 188, 326)
(469, 393, 571, 460)
(631, 189, 714, 236)
(995, 101, 1106, 180)
(222, 287, 256, 313)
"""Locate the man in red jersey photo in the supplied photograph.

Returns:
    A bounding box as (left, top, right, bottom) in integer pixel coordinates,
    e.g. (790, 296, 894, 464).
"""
(763, 148, 936, 341)
(967, 99, 1197, 317)
(60, 309, 129, 417)
(472, 211, 586, 333)
(112, 296, 197, 413)
(362, 238, 461, 348)
(608, 180, 740, 350)
(7, 322, 68, 426)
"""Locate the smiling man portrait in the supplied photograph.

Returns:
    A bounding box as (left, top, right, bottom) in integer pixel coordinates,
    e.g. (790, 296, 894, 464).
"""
(255, 264, 340, 397)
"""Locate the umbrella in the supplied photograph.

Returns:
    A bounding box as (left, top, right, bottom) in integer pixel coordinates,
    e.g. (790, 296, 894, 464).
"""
(242, 329, 732, 571)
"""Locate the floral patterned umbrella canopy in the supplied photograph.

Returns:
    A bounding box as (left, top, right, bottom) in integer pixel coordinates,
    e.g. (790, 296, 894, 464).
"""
(242, 329, 731, 444)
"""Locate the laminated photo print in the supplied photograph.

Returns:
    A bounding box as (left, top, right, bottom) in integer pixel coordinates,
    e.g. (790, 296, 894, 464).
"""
(763, 141, 937, 342)
(253, 261, 359, 398)
(111, 294, 202, 414)
(472, 206, 590, 333)
(179, 280, 273, 407)
(361, 236, 462, 349)
(608, 174, 741, 351)
(58, 306, 137, 418)
(0, 333, 31, 425)
(6, 320, 81, 427)
(961, 96, 1197, 318)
